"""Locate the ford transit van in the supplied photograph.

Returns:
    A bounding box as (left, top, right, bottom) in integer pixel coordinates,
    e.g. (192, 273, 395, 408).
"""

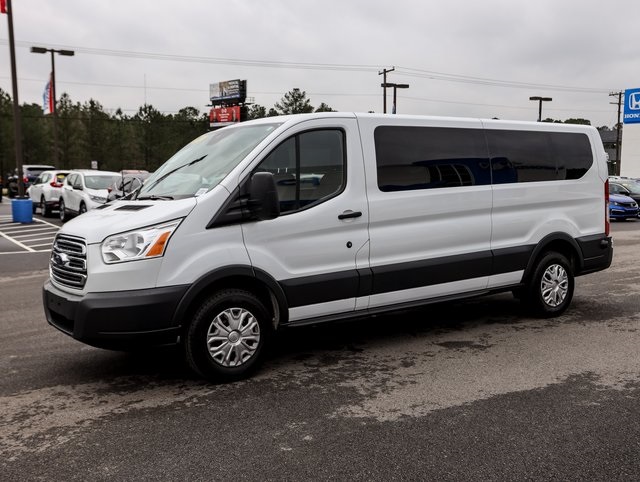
(43, 113, 613, 381)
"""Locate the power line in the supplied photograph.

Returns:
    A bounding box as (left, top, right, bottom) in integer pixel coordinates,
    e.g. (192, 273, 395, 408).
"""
(395, 66, 612, 94)
(0, 38, 616, 93)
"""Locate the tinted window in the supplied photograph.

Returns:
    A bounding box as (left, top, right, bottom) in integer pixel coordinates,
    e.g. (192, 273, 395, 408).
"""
(257, 129, 345, 213)
(374, 126, 490, 191)
(485, 130, 555, 183)
(486, 130, 592, 183)
(549, 132, 592, 180)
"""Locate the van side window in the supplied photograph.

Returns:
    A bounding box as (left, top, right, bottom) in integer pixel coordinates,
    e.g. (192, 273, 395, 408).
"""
(257, 129, 345, 213)
(549, 132, 592, 180)
(485, 130, 555, 183)
(374, 126, 490, 192)
(486, 130, 592, 183)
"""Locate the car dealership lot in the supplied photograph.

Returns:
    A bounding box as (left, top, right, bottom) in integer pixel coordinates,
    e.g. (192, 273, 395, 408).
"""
(1, 213, 640, 479)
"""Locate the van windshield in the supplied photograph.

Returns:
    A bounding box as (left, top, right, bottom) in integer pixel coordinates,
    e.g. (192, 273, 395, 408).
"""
(138, 123, 281, 200)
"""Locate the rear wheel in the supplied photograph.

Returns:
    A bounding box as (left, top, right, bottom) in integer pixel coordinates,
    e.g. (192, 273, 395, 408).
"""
(184, 289, 272, 382)
(524, 252, 574, 317)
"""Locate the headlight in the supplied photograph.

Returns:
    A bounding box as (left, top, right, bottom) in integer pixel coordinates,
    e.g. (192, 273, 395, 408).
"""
(101, 220, 181, 264)
(90, 195, 107, 203)
(611, 202, 620, 206)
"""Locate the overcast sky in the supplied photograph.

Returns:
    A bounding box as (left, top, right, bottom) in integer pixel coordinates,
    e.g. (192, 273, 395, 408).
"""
(1, 0, 638, 127)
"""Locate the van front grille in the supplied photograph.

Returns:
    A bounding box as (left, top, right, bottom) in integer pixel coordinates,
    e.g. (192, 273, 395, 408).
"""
(51, 235, 87, 289)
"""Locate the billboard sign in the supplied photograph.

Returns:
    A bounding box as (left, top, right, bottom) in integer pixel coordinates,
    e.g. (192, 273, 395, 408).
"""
(209, 79, 246, 103)
(624, 88, 640, 124)
(209, 106, 242, 127)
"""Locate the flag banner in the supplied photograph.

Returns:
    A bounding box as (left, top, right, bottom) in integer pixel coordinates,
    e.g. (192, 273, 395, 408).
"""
(43, 74, 54, 114)
(0, 0, 7, 14)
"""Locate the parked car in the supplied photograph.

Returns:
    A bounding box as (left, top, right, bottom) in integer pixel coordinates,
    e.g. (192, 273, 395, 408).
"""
(7, 164, 56, 198)
(27, 170, 70, 217)
(609, 193, 639, 220)
(59, 170, 120, 222)
(107, 171, 150, 202)
(609, 180, 640, 213)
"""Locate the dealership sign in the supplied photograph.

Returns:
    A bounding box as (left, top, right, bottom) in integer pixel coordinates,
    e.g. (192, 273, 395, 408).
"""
(209, 106, 242, 127)
(209, 79, 247, 103)
(624, 88, 640, 124)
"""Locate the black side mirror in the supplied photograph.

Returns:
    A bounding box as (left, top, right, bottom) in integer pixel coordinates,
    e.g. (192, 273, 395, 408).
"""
(248, 172, 280, 220)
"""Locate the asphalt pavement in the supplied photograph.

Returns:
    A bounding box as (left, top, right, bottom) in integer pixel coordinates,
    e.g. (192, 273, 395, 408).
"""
(1, 200, 640, 480)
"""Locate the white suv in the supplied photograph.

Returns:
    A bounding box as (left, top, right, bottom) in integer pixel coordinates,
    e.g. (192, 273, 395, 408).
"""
(59, 170, 120, 222)
(27, 170, 70, 217)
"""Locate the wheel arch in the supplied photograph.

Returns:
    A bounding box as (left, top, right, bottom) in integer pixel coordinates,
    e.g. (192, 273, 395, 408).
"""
(522, 233, 583, 283)
(172, 265, 289, 334)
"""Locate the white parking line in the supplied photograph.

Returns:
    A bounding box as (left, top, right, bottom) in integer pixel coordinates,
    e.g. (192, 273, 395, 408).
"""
(0, 217, 59, 254)
(0, 230, 36, 252)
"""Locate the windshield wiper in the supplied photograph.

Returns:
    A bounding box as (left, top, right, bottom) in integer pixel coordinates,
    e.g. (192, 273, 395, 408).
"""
(135, 154, 207, 199)
(136, 194, 174, 200)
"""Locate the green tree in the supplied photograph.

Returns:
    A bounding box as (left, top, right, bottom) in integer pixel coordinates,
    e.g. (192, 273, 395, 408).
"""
(21, 103, 49, 164)
(247, 104, 267, 120)
(274, 88, 314, 115)
(57, 93, 88, 169)
(0, 88, 15, 179)
(315, 102, 335, 112)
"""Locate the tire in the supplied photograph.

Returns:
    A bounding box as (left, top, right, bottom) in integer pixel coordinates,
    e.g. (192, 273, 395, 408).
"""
(41, 196, 52, 217)
(59, 199, 68, 222)
(184, 289, 272, 382)
(524, 252, 574, 317)
(32, 200, 38, 214)
(79, 202, 87, 215)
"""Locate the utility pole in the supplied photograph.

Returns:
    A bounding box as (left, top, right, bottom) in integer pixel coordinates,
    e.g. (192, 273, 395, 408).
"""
(609, 91, 623, 176)
(4, 0, 25, 197)
(378, 67, 394, 114)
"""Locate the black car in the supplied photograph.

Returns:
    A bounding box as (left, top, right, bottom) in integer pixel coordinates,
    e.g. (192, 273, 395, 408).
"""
(107, 172, 150, 202)
(7, 164, 56, 198)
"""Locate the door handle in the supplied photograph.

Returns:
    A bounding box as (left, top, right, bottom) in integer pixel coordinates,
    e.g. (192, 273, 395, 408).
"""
(338, 210, 362, 220)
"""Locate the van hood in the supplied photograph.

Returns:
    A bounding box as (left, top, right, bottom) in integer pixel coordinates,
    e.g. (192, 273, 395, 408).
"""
(59, 198, 198, 244)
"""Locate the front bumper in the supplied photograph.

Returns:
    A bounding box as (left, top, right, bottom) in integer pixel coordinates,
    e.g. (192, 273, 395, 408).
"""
(43, 280, 189, 350)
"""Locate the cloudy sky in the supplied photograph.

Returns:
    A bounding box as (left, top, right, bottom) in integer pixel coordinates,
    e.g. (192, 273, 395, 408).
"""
(1, 0, 638, 127)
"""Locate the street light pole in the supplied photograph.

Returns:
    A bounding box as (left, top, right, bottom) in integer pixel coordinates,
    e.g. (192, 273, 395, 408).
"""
(381, 82, 410, 114)
(529, 96, 552, 122)
(31, 46, 74, 167)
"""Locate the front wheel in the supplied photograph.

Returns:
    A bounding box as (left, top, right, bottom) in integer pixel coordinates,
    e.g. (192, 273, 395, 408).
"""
(524, 252, 574, 317)
(184, 289, 272, 382)
(41, 196, 52, 217)
(79, 202, 87, 215)
(59, 199, 68, 222)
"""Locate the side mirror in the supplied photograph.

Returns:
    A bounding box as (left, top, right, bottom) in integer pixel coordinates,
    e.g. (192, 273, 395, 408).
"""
(73, 184, 83, 191)
(248, 172, 280, 220)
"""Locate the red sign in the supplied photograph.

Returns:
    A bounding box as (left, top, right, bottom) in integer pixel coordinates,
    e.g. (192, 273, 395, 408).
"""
(209, 106, 241, 126)
(1, 0, 7, 14)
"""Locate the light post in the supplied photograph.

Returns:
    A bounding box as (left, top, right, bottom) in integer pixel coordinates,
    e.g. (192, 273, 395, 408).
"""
(529, 96, 552, 122)
(381, 82, 410, 114)
(31, 46, 74, 167)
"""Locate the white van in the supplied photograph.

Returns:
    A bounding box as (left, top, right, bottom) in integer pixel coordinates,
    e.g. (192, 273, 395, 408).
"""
(43, 113, 613, 381)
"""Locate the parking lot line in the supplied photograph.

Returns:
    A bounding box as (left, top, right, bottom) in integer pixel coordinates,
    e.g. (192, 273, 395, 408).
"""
(0, 230, 36, 252)
(0, 217, 60, 254)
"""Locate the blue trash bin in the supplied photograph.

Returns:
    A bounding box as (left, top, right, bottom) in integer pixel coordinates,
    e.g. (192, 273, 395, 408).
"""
(12, 198, 33, 223)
